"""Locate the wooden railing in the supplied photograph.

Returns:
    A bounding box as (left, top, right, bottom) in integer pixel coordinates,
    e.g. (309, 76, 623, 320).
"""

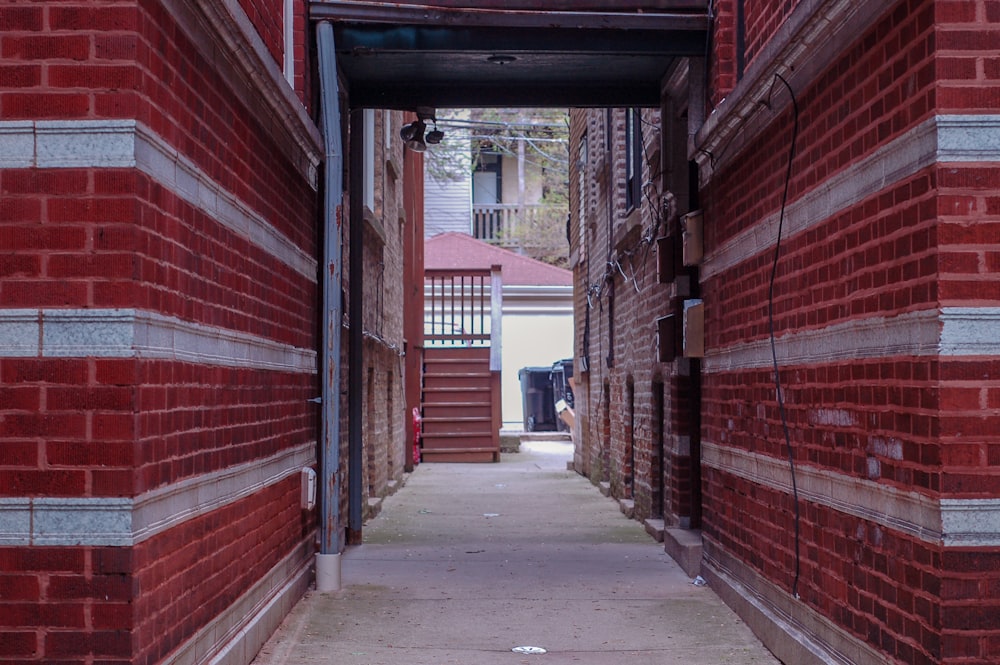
(421, 266, 504, 462)
(472, 204, 557, 246)
(424, 266, 503, 369)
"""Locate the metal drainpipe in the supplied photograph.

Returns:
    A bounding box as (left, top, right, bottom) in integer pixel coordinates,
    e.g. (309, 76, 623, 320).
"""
(316, 20, 344, 592)
(347, 108, 364, 545)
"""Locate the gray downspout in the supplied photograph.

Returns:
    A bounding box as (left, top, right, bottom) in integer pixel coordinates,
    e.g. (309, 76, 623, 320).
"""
(347, 109, 364, 544)
(316, 20, 344, 592)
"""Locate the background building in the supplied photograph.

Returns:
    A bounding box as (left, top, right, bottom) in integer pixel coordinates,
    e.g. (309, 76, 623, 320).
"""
(424, 109, 570, 267)
(425, 232, 573, 428)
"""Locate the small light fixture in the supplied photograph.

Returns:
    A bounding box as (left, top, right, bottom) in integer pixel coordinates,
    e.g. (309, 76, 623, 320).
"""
(487, 54, 517, 65)
(425, 122, 444, 146)
(400, 107, 444, 152)
(399, 118, 427, 152)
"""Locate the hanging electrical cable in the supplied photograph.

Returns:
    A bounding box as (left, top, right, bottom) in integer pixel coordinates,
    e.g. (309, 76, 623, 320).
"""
(766, 72, 802, 599)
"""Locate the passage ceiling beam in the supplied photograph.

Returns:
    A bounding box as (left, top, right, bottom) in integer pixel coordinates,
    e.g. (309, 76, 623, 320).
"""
(309, 1, 709, 32)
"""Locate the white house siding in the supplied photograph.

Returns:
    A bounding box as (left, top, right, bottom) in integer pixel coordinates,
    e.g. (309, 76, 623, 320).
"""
(501, 285, 574, 426)
(424, 159, 473, 237)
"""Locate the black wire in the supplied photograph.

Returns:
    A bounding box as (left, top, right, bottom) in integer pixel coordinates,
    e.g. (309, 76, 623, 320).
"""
(767, 73, 801, 599)
(583, 109, 665, 299)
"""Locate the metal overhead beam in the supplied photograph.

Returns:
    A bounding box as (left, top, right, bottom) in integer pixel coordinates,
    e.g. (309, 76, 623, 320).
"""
(309, 1, 709, 31)
(309, 1, 708, 109)
(333, 25, 705, 54)
(347, 82, 665, 109)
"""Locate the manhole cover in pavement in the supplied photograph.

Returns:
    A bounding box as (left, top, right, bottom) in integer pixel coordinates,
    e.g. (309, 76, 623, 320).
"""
(511, 646, 547, 655)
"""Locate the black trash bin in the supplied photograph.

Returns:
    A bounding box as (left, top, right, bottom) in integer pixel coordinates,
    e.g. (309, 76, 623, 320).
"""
(550, 359, 574, 432)
(518, 366, 557, 432)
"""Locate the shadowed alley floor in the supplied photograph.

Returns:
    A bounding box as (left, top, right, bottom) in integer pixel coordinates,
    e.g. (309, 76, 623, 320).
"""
(251, 440, 780, 664)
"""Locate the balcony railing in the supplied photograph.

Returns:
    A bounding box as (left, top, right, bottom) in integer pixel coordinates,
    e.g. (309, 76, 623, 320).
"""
(472, 203, 558, 246)
(424, 267, 503, 371)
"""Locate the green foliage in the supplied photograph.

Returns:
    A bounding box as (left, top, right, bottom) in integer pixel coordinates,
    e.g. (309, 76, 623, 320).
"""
(428, 108, 570, 267)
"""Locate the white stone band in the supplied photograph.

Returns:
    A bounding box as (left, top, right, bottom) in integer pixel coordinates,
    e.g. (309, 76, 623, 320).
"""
(702, 115, 1000, 282)
(0, 308, 317, 373)
(702, 308, 1000, 373)
(0, 443, 315, 547)
(702, 441, 1000, 547)
(0, 119, 317, 281)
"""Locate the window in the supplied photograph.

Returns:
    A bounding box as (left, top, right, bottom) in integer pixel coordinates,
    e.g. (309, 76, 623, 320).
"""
(472, 150, 502, 204)
(625, 108, 642, 211)
(363, 109, 375, 212)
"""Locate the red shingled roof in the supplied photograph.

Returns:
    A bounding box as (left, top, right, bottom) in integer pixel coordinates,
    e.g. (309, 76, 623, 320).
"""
(424, 232, 572, 286)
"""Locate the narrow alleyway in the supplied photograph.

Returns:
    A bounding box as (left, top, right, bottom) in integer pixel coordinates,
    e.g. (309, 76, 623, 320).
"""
(252, 440, 779, 665)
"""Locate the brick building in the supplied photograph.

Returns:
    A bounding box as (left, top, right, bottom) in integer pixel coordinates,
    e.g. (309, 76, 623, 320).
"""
(3, 1, 998, 664)
(0, 1, 410, 662)
(570, 2, 1000, 664)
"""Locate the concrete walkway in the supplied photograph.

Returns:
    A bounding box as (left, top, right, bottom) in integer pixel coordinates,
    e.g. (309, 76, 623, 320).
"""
(252, 440, 780, 665)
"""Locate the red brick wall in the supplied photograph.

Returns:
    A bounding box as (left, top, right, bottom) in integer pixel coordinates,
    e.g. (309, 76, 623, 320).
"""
(0, 0, 315, 223)
(935, 29, 1000, 646)
(709, 0, 738, 106)
(701, 473, 944, 663)
(939, 548, 1000, 662)
(695, 0, 1000, 662)
(0, 547, 124, 661)
(574, 0, 1000, 663)
(569, 107, 694, 526)
(133, 476, 310, 664)
(743, 0, 800, 69)
(237, 0, 284, 64)
(0, 0, 325, 662)
(0, 358, 127, 496)
(0, 477, 313, 664)
(937, 155, 1000, 660)
(2, 169, 315, 342)
(135, 363, 317, 493)
(936, 0, 1000, 113)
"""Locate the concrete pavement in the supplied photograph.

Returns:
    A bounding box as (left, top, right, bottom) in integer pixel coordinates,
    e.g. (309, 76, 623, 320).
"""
(251, 440, 781, 665)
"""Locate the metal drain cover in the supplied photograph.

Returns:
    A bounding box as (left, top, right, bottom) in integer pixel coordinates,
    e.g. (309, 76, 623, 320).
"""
(512, 646, 547, 655)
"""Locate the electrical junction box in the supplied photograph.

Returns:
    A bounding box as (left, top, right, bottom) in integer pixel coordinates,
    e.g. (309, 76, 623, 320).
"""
(683, 299, 704, 358)
(681, 210, 704, 266)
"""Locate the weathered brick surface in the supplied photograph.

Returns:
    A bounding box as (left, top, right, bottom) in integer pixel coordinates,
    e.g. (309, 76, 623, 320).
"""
(574, 0, 1000, 663)
(0, 1, 358, 662)
(703, 472, 945, 664)
(349, 112, 408, 513)
(569, 106, 697, 526)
